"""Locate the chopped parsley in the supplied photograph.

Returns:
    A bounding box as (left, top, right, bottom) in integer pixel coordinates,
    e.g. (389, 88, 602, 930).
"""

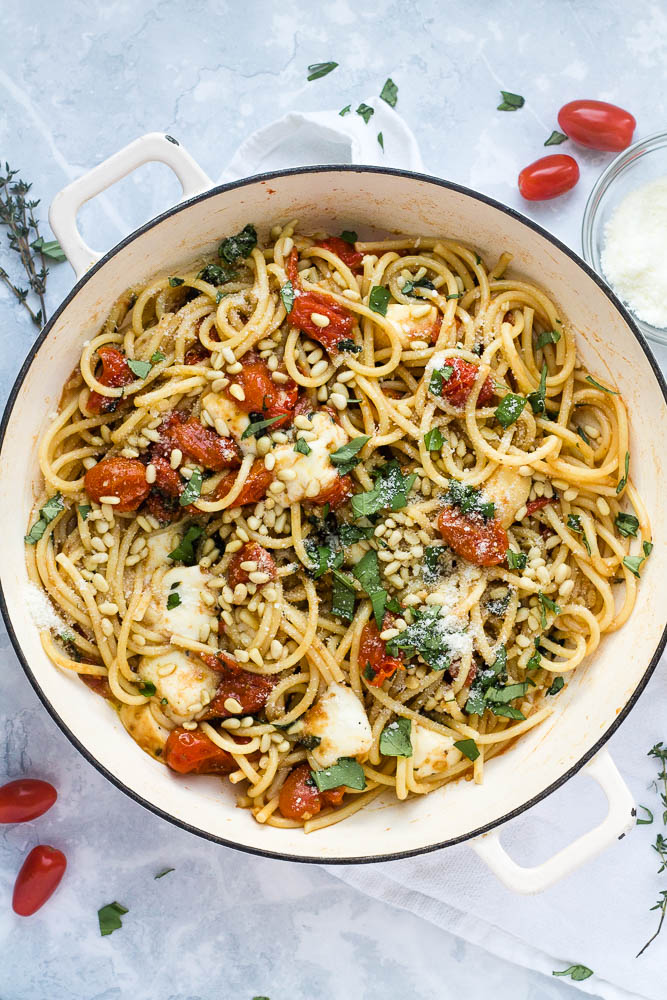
(352, 550, 387, 627)
(447, 479, 495, 521)
(218, 224, 257, 264)
(497, 90, 525, 111)
(536, 329, 561, 350)
(368, 285, 390, 315)
(380, 718, 412, 757)
(495, 392, 527, 428)
(585, 375, 617, 395)
(127, 359, 152, 379)
(616, 450, 630, 494)
(356, 103, 374, 125)
(197, 262, 236, 285)
(311, 757, 366, 791)
(168, 523, 204, 565)
(351, 460, 416, 518)
(424, 427, 444, 451)
(280, 279, 294, 314)
(429, 365, 454, 395)
(329, 435, 370, 475)
(380, 77, 398, 108)
(545, 130, 568, 146)
(507, 549, 527, 570)
(307, 61, 338, 81)
(241, 414, 282, 440)
(25, 493, 64, 544)
(98, 901, 128, 937)
(454, 738, 480, 762)
(294, 438, 311, 456)
(166, 592, 181, 610)
(179, 469, 203, 506)
(614, 512, 639, 537)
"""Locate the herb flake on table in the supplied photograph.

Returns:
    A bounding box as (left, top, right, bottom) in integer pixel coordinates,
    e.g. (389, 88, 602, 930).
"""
(154, 867, 175, 879)
(497, 90, 525, 111)
(552, 965, 593, 982)
(377, 132, 385, 152)
(545, 130, 569, 146)
(380, 77, 398, 107)
(98, 901, 128, 937)
(356, 103, 374, 125)
(307, 61, 338, 81)
(339, 104, 351, 117)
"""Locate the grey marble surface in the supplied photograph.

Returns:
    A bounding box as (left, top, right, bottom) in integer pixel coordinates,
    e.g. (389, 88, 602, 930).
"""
(1, 1, 665, 997)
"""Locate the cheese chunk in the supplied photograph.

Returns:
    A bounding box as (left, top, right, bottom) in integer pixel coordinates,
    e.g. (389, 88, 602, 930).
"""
(272, 411, 348, 504)
(304, 682, 373, 768)
(412, 725, 463, 778)
(145, 525, 181, 568)
(483, 466, 531, 529)
(138, 648, 219, 719)
(119, 702, 171, 759)
(376, 303, 440, 348)
(201, 391, 255, 455)
(152, 564, 214, 642)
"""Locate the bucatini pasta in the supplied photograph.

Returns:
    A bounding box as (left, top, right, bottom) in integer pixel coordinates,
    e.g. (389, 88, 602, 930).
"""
(25, 222, 651, 832)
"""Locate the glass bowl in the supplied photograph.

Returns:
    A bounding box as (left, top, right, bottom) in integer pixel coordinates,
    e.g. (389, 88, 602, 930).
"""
(582, 130, 667, 347)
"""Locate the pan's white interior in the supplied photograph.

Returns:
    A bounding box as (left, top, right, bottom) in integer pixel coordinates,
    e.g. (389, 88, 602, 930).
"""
(2, 169, 665, 860)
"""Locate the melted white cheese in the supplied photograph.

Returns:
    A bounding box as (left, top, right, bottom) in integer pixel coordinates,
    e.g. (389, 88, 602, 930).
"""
(483, 466, 531, 529)
(146, 526, 181, 568)
(138, 649, 219, 719)
(154, 564, 214, 642)
(304, 682, 373, 768)
(119, 702, 171, 758)
(412, 725, 463, 778)
(272, 411, 348, 503)
(201, 391, 255, 455)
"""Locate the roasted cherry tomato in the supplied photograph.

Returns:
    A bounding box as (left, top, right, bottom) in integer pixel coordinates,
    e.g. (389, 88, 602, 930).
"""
(164, 727, 238, 775)
(86, 346, 134, 414)
(309, 474, 354, 511)
(518, 154, 580, 201)
(215, 461, 274, 505)
(225, 352, 299, 429)
(158, 413, 240, 471)
(227, 541, 277, 588)
(436, 358, 494, 409)
(12, 845, 66, 916)
(277, 763, 344, 820)
(184, 341, 210, 365)
(314, 236, 364, 272)
(286, 250, 355, 354)
(84, 457, 151, 511)
(199, 651, 275, 719)
(0, 779, 57, 824)
(438, 506, 508, 567)
(558, 100, 636, 152)
(525, 496, 554, 515)
(359, 619, 404, 687)
(80, 674, 113, 700)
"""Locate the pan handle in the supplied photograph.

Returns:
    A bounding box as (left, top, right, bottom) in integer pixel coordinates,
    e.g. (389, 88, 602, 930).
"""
(470, 749, 635, 893)
(49, 132, 212, 280)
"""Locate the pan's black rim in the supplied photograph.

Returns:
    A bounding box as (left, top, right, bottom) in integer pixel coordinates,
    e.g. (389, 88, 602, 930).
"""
(1, 161, 665, 866)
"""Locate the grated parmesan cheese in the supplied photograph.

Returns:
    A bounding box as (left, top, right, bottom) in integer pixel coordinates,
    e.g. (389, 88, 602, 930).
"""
(24, 582, 68, 632)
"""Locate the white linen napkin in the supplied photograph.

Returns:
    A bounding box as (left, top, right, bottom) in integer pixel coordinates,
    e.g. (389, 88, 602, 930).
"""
(220, 106, 666, 1000)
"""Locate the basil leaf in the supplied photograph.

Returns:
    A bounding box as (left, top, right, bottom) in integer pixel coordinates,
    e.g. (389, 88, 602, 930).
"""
(179, 469, 203, 506)
(127, 359, 152, 379)
(380, 77, 398, 108)
(337, 338, 361, 353)
(623, 554, 644, 578)
(538, 591, 561, 628)
(311, 757, 366, 791)
(352, 550, 386, 627)
(299, 734, 321, 750)
(507, 549, 527, 570)
(387, 604, 462, 673)
(218, 224, 257, 264)
(489, 704, 526, 720)
(150, 350, 165, 364)
(423, 546, 445, 583)
(25, 492, 64, 544)
(644, 540, 653, 558)
(545, 130, 568, 146)
(486, 681, 529, 704)
(351, 460, 416, 518)
(307, 61, 338, 81)
(547, 676, 565, 696)
(552, 966, 593, 982)
(339, 105, 351, 117)
(338, 523, 373, 545)
(139, 681, 156, 697)
(380, 717, 412, 757)
(368, 285, 390, 315)
(446, 292, 462, 300)
(331, 570, 356, 622)
(495, 392, 527, 428)
(294, 438, 311, 456)
(567, 513, 583, 533)
(241, 415, 282, 440)
(616, 450, 630, 494)
(98, 901, 128, 937)
(168, 276, 184, 287)
(536, 329, 561, 350)
(454, 738, 480, 762)
(31, 236, 66, 262)
(585, 375, 617, 395)
(198, 263, 236, 285)
(527, 363, 548, 416)
(329, 435, 370, 472)
(429, 365, 454, 395)
(356, 103, 374, 125)
(424, 427, 444, 451)
(308, 543, 343, 579)
(78, 504, 91, 521)
(339, 231, 358, 245)
(447, 480, 495, 521)
(167, 592, 181, 610)
(576, 425, 590, 446)
(497, 90, 525, 111)
(168, 523, 204, 565)
(377, 132, 384, 152)
(154, 868, 175, 879)
(614, 512, 639, 537)
(526, 647, 542, 671)
(280, 279, 294, 314)
(402, 277, 435, 297)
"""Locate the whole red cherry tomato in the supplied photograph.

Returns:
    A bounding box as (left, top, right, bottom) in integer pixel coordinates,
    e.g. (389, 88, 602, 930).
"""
(0, 779, 57, 824)
(12, 845, 67, 916)
(558, 100, 636, 152)
(518, 155, 580, 201)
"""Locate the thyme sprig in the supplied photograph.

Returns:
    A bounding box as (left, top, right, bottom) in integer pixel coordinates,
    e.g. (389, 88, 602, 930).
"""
(0, 164, 64, 327)
(637, 742, 667, 957)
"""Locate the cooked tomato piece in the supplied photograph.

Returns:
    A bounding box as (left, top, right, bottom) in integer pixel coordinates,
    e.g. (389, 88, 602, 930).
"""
(310, 474, 354, 511)
(84, 457, 151, 511)
(525, 496, 553, 515)
(558, 100, 635, 152)
(151, 456, 182, 497)
(0, 779, 57, 824)
(80, 674, 113, 700)
(164, 727, 238, 775)
(227, 541, 277, 588)
(170, 416, 240, 471)
(437, 506, 508, 567)
(225, 352, 298, 429)
(360, 619, 404, 687)
(518, 155, 580, 201)
(199, 651, 274, 718)
(314, 236, 364, 272)
(286, 250, 355, 354)
(436, 358, 494, 408)
(86, 346, 134, 414)
(144, 491, 180, 524)
(12, 845, 66, 916)
(276, 763, 321, 820)
(321, 787, 345, 806)
(184, 342, 210, 365)
(214, 461, 274, 505)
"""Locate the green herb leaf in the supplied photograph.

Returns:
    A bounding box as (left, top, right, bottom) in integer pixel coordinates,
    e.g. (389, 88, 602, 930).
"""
(507, 549, 527, 570)
(623, 554, 644, 578)
(339, 105, 351, 117)
(340, 230, 358, 244)
(280, 279, 294, 314)
(352, 550, 386, 627)
(447, 480, 495, 521)
(98, 901, 128, 937)
(637, 805, 654, 825)
(356, 103, 374, 125)
(486, 681, 530, 704)
(31, 236, 66, 262)
(424, 427, 444, 451)
(25, 493, 64, 544)
(338, 523, 374, 545)
(576, 425, 590, 446)
(526, 646, 542, 671)
(168, 523, 204, 565)
(552, 965, 593, 982)
(150, 350, 166, 364)
(488, 704, 526, 720)
(536, 329, 561, 350)
(495, 392, 527, 428)
(197, 262, 236, 285)
(497, 90, 525, 111)
(331, 570, 356, 622)
(454, 738, 480, 762)
(311, 757, 366, 791)
(337, 337, 361, 353)
(538, 591, 561, 628)
(387, 604, 464, 673)
(139, 681, 156, 697)
(380, 77, 398, 108)
(380, 717, 412, 757)
(218, 224, 257, 264)
(369, 285, 390, 315)
(644, 540, 653, 557)
(167, 592, 181, 610)
(329, 435, 370, 475)
(616, 450, 630, 494)
(168, 276, 184, 287)
(547, 675, 565, 696)
(307, 61, 338, 81)
(241, 414, 282, 440)
(614, 512, 639, 537)
(154, 868, 175, 879)
(377, 132, 384, 152)
(446, 292, 462, 300)
(127, 359, 152, 379)
(585, 375, 617, 395)
(527, 363, 548, 416)
(545, 130, 568, 146)
(299, 734, 321, 750)
(429, 365, 454, 395)
(179, 469, 203, 506)
(294, 438, 311, 456)
(78, 504, 91, 521)
(351, 460, 416, 518)
(402, 277, 435, 297)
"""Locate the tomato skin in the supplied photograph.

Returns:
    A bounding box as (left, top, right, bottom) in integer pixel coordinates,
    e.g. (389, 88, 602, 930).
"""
(215, 461, 274, 505)
(86, 346, 134, 414)
(438, 506, 508, 567)
(84, 457, 151, 511)
(359, 619, 404, 687)
(286, 250, 355, 354)
(226, 352, 299, 429)
(0, 780, 57, 824)
(12, 845, 66, 916)
(558, 100, 636, 152)
(310, 474, 354, 511)
(518, 155, 580, 201)
(437, 358, 494, 408)
(184, 341, 210, 365)
(199, 652, 274, 719)
(315, 237, 364, 272)
(168, 415, 240, 471)
(164, 727, 238, 775)
(525, 496, 553, 515)
(227, 541, 277, 588)
(80, 674, 114, 700)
